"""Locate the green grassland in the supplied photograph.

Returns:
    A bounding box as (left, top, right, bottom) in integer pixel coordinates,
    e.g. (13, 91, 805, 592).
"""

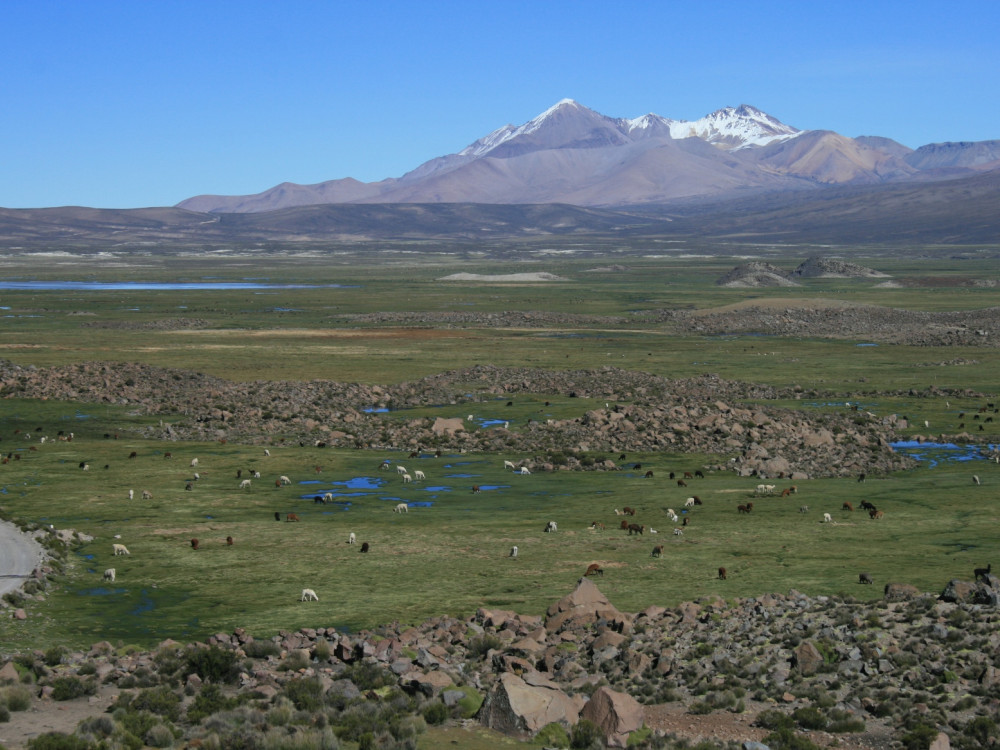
(0, 250, 997, 655)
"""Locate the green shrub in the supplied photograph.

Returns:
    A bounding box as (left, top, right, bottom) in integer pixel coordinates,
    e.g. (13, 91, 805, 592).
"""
(340, 661, 395, 691)
(762, 727, 822, 750)
(964, 716, 998, 746)
(792, 706, 827, 731)
(187, 683, 238, 723)
(571, 719, 602, 749)
(535, 722, 570, 748)
(826, 710, 865, 733)
(900, 723, 939, 750)
(144, 723, 176, 749)
(313, 639, 332, 661)
(466, 634, 501, 659)
(952, 695, 977, 711)
(185, 647, 240, 684)
(2, 685, 33, 711)
(422, 700, 448, 725)
(456, 687, 483, 718)
(128, 686, 182, 722)
(49, 676, 93, 701)
(282, 676, 325, 711)
(43, 647, 66, 667)
(266, 700, 293, 727)
(25, 733, 94, 750)
(754, 709, 795, 731)
(78, 715, 115, 739)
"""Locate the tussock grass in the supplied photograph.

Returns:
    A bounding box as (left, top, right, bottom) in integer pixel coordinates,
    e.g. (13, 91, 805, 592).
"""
(1, 416, 996, 653)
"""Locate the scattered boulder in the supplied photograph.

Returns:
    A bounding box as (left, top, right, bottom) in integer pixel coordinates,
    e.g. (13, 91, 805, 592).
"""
(580, 686, 643, 748)
(477, 671, 579, 737)
(793, 641, 825, 676)
(884, 582, 922, 601)
(940, 579, 978, 603)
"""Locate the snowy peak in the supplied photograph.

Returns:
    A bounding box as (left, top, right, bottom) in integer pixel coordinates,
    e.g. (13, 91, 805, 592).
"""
(668, 104, 800, 148)
(460, 99, 630, 158)
(461, 100, 799, 160)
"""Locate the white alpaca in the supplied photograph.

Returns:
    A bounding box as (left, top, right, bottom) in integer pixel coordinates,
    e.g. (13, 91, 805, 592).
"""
(112, 543, 130, 556)
(504, 460, 516, 470)
(128, 489, 134, 500)
(402, 473, 412, 483)
(396, 465, 407, 475)
(300, 588, 319, 602)
(103, 568, 116, 582)
(394, 502, 409, 513)
(348, 532, 356, 545)
(239, 479, 252, 489)
(264, 449, 270, 457)
(509, 545, 518, 558)
(823, 513, 832, 523)
(673, 528, 683, 536)
(414, 470, 425, 481)
(685, 497, 696, 507)
(252, 470, 261, 479)
(279, 475, 291, 485)
(190, 458, 199, 467)
(520, 466, 531, 475)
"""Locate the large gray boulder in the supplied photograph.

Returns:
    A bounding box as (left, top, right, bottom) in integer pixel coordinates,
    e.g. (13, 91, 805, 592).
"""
(580, 686, 644, 748)
(477, 671, 580, 737)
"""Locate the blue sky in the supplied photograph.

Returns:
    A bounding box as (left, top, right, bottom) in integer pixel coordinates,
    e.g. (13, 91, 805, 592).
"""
(3, 0, 998, 208)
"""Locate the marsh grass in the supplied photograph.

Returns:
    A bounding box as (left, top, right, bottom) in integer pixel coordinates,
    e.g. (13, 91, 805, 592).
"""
(0, 253, 997, 654)
(1, 407, 996, 653)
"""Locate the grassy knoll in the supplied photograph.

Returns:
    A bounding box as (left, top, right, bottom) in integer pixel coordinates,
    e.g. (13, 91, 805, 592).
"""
(1, 404, 996, 654)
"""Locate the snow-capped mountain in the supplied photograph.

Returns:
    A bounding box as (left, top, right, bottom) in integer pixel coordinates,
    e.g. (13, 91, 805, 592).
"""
(177, 100, 993, 213)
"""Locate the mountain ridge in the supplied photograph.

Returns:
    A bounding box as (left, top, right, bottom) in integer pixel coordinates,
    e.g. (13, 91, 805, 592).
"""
(176, 100, 996, 213)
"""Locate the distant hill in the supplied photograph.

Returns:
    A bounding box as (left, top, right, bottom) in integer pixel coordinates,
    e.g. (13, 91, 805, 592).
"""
(1, 168, 998, 250)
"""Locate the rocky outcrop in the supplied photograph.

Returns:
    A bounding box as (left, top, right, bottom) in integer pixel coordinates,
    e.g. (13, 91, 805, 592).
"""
(716, 262, 799, 287)
(0, 361, 920, 478)
(791, 256, 889, 278)
(667, 303, 999, 347)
